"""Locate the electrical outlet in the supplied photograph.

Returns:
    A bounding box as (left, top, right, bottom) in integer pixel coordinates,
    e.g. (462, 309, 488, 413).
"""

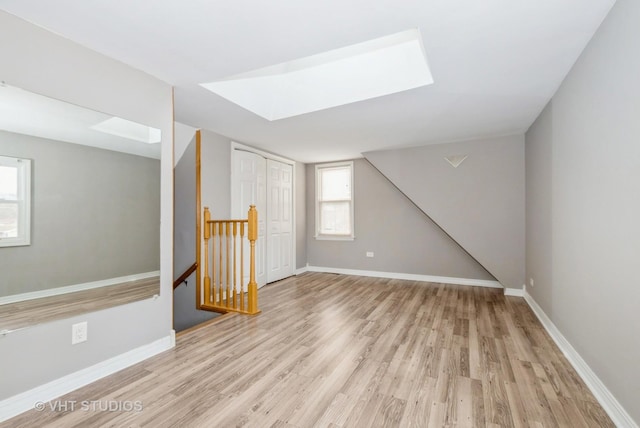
(529, 278, 534, 288)
(366, 251, 374, 258)
(72, 322, 88, 344)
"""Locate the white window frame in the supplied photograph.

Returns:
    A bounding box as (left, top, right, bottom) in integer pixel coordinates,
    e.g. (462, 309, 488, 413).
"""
(0, 155, 31, 247)
(315, 161, 354, 240)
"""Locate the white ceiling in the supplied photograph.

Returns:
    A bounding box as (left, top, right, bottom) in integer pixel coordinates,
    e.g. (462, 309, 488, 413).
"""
(0, 0, 616, 163)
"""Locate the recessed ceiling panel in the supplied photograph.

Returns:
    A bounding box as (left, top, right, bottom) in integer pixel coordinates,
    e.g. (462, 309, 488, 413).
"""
(201, 29, 433, 121)
(0, 84, 161, 158)
(91, 117, 161, 144)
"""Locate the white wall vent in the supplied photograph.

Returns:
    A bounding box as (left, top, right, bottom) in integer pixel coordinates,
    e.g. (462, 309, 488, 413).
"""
(444, 155, 467, 168)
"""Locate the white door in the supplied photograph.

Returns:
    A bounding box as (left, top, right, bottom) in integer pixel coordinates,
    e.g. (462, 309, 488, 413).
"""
(266, 159, 294, 283)
(231, 150, 267, 289)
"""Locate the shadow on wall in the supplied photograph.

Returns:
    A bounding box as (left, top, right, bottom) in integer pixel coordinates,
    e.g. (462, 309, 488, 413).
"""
(173, 272, 218, 332)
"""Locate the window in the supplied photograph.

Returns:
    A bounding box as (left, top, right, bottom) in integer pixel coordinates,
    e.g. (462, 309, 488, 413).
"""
(0, 155, 31, 247)
(315, 161, 354, 240)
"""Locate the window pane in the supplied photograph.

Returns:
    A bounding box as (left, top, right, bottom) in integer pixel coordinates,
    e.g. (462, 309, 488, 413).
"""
(320, 167, 351, 200)
(0, 166, 18, 200)
(0, 203, 18, 238)
(320, 201, 351, 235)
(0, 156, 30, 247)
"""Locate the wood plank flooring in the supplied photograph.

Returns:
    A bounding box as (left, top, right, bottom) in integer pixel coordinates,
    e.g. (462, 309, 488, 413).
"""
(0, 277, 160, 333)
(4, 272, 613, 427)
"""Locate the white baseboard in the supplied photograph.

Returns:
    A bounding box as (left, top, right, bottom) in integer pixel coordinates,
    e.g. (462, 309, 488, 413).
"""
(0, 271, 161, 305)
(504, 285, 525, 297)
(305, 266, 502, 289)
(294, 266, 309, 276)
(523, 292, 637, 428)
(0, 332, 175, 423)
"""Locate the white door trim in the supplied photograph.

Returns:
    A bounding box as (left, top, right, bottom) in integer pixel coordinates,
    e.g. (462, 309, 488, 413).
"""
(231, 142, 296, 166)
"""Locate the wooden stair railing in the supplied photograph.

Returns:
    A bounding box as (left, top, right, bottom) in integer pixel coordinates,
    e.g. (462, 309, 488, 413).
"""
(200, 205, 260, 315)
(173, 262, 197, 289)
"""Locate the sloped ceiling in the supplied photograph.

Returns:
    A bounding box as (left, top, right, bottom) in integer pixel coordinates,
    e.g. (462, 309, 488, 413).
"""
(0, 0, 616, 162)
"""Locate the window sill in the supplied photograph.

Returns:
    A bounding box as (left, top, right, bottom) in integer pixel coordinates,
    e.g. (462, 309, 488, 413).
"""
(314, 235, 355, 241)
(0, 238, 30, 248)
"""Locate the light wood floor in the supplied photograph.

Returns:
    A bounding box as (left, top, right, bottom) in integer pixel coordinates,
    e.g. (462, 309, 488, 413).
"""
(0, 277, 159, 332)
(5, 272, 613, 427)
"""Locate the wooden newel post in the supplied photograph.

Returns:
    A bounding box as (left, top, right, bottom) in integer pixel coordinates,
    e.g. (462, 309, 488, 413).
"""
(203, 207, 211, 305)
(247, 205, 259, 314)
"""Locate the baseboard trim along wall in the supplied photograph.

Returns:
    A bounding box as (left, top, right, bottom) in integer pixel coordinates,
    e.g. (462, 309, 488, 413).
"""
(0, 271, 161, 306)
(302, 266, 503, 288)
(504, 286, 525, 297)
(0, 332, 175, 423)
(523, 291, 638, 428)
(294, 266, 309, 276)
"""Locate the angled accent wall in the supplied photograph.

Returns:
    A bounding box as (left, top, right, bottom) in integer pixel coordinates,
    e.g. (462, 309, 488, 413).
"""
(364, 135, 525, 289)
(306, 158, 495, 281)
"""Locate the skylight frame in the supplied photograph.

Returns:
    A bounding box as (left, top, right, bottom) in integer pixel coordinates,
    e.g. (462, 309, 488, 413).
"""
(201, 28, 434, 121)
(90, 117, 162, 144)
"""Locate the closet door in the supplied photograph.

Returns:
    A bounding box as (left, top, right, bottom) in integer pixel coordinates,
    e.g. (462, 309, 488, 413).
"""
(266, 159, 293, 283)
(231, 150, 267, 288)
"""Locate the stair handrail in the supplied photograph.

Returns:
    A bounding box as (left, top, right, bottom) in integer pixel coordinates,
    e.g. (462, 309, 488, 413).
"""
(173, 262, 198, 289)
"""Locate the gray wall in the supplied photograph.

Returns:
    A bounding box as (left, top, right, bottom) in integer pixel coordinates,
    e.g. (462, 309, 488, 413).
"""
(364, 135, 525, 288)
(525, 104, 553, 314)
(525, 0, 640, 422)
(295, 162, 306, 270)
(0, 11, 173, 401)
(0, 130, 160, 297)
(173, 136, 216, 331)
(200, 129, 232, 220)
(307, 158, 494, 280)
(173, 136, 197, 279)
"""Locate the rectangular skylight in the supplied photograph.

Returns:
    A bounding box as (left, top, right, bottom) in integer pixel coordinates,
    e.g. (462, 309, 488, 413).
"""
(201, 29, 433, 121)
(91, 117, 161, 144)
